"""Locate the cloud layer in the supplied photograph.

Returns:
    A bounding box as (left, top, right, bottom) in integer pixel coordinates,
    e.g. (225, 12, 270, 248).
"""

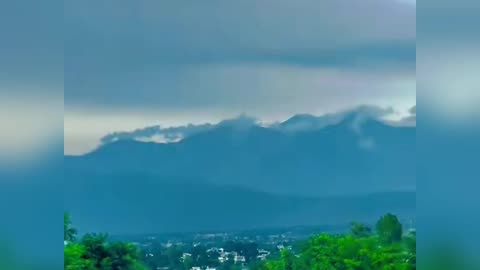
(64, 0, 416, 154)
(99, 105, 414, 147)
(65, 0, 415, 110)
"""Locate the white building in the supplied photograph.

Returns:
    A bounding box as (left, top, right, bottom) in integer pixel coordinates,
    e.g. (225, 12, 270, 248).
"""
(207, 247, 218, 253)
(234, 255, 246, 263)
(257, 254, 268, 261)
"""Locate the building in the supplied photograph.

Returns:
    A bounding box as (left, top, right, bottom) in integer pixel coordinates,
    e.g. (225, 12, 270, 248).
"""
(218, 255, 228, 263)
(257, 254, 268, 261)
(207, 247, 219, 253)
(234, 255, 246, 263)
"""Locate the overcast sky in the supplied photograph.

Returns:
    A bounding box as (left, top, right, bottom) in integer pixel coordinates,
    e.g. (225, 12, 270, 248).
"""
(64, 0, 416, 155)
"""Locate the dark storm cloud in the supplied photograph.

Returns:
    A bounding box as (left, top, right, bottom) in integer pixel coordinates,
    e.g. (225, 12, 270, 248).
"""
(64, 0, 416, 110)
(418, 0, 480, 40)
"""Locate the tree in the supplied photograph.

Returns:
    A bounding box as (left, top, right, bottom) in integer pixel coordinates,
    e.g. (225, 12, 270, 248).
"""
(64, 214, 147, 270)
(102, 242, 143, 270)
(403, 230, 416, 270)
(78, 233, 147, 270)
(262, 213, 414, 270)
(81, 233, 110, 269)
(243, 242, 259, 262)
(64, 243, 95, 270)
(249, 260, 268, 270)
(349, 222, 372, 238)
(279, 249, 296, 270)
(64, 212, 77, 242)
(166, 245, 184, 269)
(376, 213, 403, 245)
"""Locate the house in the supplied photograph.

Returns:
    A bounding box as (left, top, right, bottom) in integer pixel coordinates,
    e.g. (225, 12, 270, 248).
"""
(234, 255, 246, 263)
(257, 254, 268, 261)
(207, 247, 218, 253)
(218, 255, 228, 263)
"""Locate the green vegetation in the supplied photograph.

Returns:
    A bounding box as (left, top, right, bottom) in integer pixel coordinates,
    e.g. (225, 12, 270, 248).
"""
(257, 213, 416, 270)
(376, 213, 403, 245)
(64, 213, 147, 270)
(65, 213, 415, 270)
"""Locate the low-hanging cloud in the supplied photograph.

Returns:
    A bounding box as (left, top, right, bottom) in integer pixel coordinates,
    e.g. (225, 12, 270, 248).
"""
(99, 105, 409, 146)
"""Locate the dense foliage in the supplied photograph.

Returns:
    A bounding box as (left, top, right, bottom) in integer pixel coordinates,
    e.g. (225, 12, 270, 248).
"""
(64, 213, 147, 270)
(258, 213, 416, 270)
(65, 213, 415, 270)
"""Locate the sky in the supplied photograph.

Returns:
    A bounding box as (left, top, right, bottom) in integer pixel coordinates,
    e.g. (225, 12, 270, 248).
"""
(64, 0, 416, 155)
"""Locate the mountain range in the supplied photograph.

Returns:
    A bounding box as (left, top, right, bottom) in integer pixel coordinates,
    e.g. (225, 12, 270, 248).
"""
(65, 109, 415, 234)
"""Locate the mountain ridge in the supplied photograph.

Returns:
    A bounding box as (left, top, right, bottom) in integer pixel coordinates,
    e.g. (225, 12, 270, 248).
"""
(65, 169, 415, 234)
(95, 106, 413, 148)
(65, 112, 415, 196)
(65, 110, 415, 233)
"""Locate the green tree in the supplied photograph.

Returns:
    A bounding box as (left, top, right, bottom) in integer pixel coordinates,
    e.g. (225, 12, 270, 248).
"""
(349, 222, 372, 238)
(183, 256, 194, 270)
(213, 214, 415, 270)
(81, 233, 110, 268)
(102, 242, 144, 270)
(249, 260, 268, 270)
(64, 243, 95, 270)
(64, 215, 147, 270)
(166, 245, 183, 269)
(299, 234, 410, 270)
(376, 213, 403, 245)
(403, 230, 416, 270)
(65, 212, 78, 242)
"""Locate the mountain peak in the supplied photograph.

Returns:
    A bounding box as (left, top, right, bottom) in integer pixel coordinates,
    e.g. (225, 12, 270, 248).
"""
(95, 106, 406, 153)
(217, 114, 258, 129)
(279, 106, 392, 133)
